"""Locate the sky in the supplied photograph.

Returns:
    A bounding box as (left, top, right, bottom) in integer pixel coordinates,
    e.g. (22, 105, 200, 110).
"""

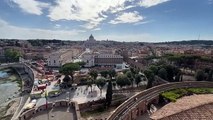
(0, 0, 213, 42)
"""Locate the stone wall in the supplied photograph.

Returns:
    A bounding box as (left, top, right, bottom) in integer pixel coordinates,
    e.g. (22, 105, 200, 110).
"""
(18, 100, 80, 120)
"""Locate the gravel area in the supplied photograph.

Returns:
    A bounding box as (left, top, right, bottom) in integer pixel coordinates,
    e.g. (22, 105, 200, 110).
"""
(151, 94, 213, 120)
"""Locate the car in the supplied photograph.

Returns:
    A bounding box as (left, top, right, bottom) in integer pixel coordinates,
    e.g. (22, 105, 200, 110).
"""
(31, 99, 37, 104)
(49, 91, 61, 98)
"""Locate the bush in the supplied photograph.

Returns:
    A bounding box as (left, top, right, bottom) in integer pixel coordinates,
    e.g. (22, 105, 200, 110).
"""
(161, 91, 180, 102)
(161, 88, 213, 102)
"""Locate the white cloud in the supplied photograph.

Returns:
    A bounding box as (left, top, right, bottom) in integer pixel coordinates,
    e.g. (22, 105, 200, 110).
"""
(93, 28, 101, 31)
(12, 0, 50, 15)
(48, 0, 133, 29)
(109, 11, 143, 24)
(0, 19, 84, 40)
(9, 0, 172, 31)
(54, 24, 61, 28)
(134, 20, 154, 25)
(139, 0, 170, 8)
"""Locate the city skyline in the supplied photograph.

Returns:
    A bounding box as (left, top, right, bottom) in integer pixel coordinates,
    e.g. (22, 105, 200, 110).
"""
(0, 0, 213, 42)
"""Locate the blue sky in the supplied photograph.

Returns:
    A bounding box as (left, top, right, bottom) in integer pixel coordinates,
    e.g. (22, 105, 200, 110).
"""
(0, 0, 213, 42)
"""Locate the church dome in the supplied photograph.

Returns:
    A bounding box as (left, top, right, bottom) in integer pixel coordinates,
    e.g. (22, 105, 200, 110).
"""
(89, 34, 94, 39)
(89, 34, 95, 41)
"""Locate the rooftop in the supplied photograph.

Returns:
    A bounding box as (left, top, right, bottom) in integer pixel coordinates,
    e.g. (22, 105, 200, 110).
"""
(151, 94, 213, 120)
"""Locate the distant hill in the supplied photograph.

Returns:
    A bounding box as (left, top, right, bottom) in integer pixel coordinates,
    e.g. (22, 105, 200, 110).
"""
(155, 40, 213, 45)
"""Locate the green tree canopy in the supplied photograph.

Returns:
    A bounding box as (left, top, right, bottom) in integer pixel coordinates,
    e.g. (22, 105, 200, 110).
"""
(59, 63, 80, 83)
(76, 61, 86, 67)
(195, 70, 206, 81)
(4, 49, 21, 62)
(135, 74, 142, 87)
(144, 69, 155, 89)
(100, 70, 109, 78)
(63, 75, 71, 83)
(87, 77, 93, 92)
(95, 78, 106, 95)
(89, 70, 98, 80)
(108, 69, 116, 78)
(126, 71, 134, 87)
(149, 65, 158, 75)
(116, 74, 131, 88)
(158, 68, 168, 80)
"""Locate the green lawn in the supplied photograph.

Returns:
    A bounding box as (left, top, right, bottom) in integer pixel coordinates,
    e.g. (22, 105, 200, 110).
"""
(161, 88, 213, 102)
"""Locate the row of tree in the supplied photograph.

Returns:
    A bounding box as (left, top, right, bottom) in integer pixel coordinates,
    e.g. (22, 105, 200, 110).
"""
(144, 64, 182, 89)
(165, 54, 213, 69)
(195, 68, 213, 81)
(59, 63, 113, 107)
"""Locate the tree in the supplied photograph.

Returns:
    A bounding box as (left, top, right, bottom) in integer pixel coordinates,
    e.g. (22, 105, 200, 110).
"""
(87, 79, 93, 92)
(207, 70, 213, 81)
(63, 75, 71, 83)
(195, 70, 206, 81)
(76, 61, 86, 67)
(126, 71, 134, 87)
(95, 78, 106, 96)
(108, 70, 116, 79)
(135, 74, 142, 87)
(158, 68, 168, 80)
(89, 70, 98, 91)
(130, 67, 138, 75)
(100, 71, 108, 78)
(4, 49, 21, 62)
(89, 70, 98, 80)
(144, 70, 155, 89)
(59, 63, 80, 84)
(164, 65, 178, 81)
(122, 69, 129, 74)
(175, 72, 181, 82)
(149, 65, 158, 75)
(116, 74, 131, 88)
(105, 80, 113, 107)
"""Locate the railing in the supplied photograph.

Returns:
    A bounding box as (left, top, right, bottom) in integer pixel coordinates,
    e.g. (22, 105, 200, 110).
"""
(107, 81, 213, 120)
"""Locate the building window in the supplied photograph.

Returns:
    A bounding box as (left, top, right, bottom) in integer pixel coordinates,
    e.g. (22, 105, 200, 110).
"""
(54, 60, 56, 63)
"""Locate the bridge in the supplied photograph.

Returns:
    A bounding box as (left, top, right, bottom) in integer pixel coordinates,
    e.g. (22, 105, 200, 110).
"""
(0, 63, 34, 80)
(107, 81, 213, 120)
(0, 62, 35, 120)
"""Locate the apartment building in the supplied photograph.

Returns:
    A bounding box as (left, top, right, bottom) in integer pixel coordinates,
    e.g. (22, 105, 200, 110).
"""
(81, 50, 123, 67)
(81, 52, 95, 67)
(94, 54, 123, 66)
(47, 50, 73, 67)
